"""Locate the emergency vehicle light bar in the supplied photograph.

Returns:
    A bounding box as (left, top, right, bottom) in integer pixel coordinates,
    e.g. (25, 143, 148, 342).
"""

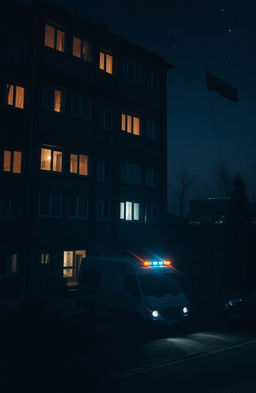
(143, 260, 172, 267)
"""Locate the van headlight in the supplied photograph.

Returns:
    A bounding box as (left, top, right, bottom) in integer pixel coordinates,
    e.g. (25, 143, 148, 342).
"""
(152, 310, 159, 318)
(183, 307, 189, 314)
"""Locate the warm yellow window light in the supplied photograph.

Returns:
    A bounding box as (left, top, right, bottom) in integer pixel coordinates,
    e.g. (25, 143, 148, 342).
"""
(56, 30, 65, 52)
(13, 151, 22, 173)
(15, 86, 24, 109)
(53, 151, 62, 172)
(3, 150, 11, 172)
(54, 89, 62, 112)
(44, 24, 55, 48)
(70, 154, 78, 173)
(106, 54, 113, 74)
(73, 37, 81, 57)
(40, 148, 51, 170)
(133, 117, 140, 135)
(79, 155, 88, 175)
(127, 115, 132, 133)
(99, 51, 105, 70)
(7, 84, 14, 106)
(121, 114, 126, 131)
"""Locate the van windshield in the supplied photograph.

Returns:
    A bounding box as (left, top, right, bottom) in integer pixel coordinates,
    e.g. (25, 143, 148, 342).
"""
(138, 273, 182, 296)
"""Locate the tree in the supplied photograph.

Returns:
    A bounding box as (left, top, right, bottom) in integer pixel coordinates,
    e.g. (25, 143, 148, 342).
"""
(174, 167, 194, 219)
(214, 162, 233, 197)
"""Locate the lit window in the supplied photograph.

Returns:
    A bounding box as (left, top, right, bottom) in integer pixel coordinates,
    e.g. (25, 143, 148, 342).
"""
(44, 24, 65, 52)
(6, 84, 24, 109)
(40, 148, 62, 172)
(99, 51, 113, 74)
(121, 113, 140, 136)
(42, 87, 65, 113)
(3, 150, 22, 173)
(41, 253, 50, 264)
(39, 193, 62, 217)
(63, 250, 86, 283)
(54, 89, 63, 112)
(120, 201, 140, 221)
(70, 154, 88, 175)
(72, 37, 90, 61)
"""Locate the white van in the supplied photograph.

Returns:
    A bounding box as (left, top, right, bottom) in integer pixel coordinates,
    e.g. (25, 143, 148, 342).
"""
(77, 257, 190, 325)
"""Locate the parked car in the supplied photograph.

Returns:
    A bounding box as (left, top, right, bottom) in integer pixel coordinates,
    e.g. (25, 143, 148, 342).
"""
(224, 291, 256, 321)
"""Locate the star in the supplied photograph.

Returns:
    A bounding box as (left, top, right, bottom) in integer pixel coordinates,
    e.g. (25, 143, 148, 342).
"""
(228, 28, 232, 33)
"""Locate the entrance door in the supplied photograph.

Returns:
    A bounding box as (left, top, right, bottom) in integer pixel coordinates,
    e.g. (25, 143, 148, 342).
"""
(63, 250, 86, 288)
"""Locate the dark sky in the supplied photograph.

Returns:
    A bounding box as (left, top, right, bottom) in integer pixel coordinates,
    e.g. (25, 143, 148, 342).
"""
(20, 0, 256, 212)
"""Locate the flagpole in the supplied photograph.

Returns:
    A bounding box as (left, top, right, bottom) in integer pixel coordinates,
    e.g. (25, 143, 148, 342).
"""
(202, 62, 229, 197)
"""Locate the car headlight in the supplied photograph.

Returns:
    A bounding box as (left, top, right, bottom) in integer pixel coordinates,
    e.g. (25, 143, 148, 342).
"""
(152, 310, 159, 318)
(183, 307, 189, 314)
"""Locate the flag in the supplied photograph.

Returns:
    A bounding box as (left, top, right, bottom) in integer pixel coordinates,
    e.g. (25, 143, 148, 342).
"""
(206, 71, 239, 102)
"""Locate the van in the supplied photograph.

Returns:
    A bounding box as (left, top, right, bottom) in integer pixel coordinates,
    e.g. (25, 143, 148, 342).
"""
(77, 257, 190, 325)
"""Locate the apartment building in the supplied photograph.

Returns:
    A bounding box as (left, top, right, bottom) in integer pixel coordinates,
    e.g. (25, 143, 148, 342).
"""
(0, 0, 172, 294)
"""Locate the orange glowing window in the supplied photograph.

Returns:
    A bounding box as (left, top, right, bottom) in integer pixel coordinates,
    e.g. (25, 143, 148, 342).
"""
(99, 51, 113, 74)
(54, 89, 62, 112)
(6, 84, 24, 109)
(3, 151, 11, 172)
(44, 24, 55, 48)
(70, 154, 78, 173)
(40, 148, 51, 171)
(53, 151, 62, 172)
(41, 148, 62, 172)
(13, 151, 22, 173)
(73, 37, 90, 61)
(121, 114, 141, 136)
(44, 24, 65, 52)
(3, 150, 22, 173)
(70, 154, 88, 176)
(73, 37, 81, 57)
(79, 155, 88, 175)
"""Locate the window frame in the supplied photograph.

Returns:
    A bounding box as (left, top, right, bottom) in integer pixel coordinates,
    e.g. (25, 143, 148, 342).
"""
(69, 153, 89, 176)
(44, 24, 65, 53)
(96, 161, 111, 183)
(72, 36, 91, 62)
(2, 150, 22, 174)
(68, 195, 88, 219)
(120, 201, 140, 222)
(99, 50, 113, 74)
(40, 147, 63, 173)
(38, 192, 62, 218)
(5, 83, 25, 110)
(96, 200, 111, 221)
(121, 113, 141, 136)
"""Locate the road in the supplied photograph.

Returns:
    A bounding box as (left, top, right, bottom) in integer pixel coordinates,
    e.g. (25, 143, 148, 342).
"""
(52, 309, 254, 393)
(1, 299, 256, 392)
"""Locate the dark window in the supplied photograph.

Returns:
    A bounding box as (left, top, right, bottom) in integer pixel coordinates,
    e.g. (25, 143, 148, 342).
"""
(82, 269, 102, 288)
(124, 275, 141, 298)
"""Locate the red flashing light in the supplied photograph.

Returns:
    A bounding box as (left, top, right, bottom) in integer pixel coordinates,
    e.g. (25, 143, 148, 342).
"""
(144, 261, 150, 267)
(164, 260, 171, 266)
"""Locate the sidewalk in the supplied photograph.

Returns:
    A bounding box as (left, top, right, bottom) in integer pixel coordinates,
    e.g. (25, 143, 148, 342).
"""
(217, 373, 256, 393)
